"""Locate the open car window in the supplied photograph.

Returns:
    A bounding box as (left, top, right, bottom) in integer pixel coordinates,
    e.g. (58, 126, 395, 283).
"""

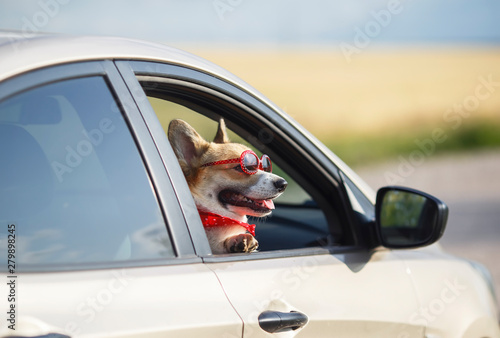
(145, 90, 344, 252)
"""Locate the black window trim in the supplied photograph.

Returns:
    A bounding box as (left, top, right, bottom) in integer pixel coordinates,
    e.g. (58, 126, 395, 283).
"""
(0, 60, 200, 271)
(116, 60, 213, 258)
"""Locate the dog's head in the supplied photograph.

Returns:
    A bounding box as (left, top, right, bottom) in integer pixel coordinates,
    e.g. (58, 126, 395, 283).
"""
(168, 119, 287, 221)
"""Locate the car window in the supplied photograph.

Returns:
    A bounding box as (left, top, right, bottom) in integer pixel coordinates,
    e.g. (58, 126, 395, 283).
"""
(147, 94, 340, 251)
(0, 76, 174, 270)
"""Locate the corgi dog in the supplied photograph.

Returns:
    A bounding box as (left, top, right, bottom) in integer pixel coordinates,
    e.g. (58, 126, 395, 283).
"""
(168, 118, 287, 254)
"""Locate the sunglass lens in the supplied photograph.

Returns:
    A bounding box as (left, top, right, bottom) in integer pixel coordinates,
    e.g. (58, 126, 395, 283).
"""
(243, 152, 259, 173)
(261, 155, 272, 172)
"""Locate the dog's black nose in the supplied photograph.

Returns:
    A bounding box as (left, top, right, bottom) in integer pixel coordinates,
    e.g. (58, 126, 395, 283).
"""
(274, 178, 288, 192)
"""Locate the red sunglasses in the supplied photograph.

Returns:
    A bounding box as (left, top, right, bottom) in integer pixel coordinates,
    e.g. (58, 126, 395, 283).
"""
(201, 150, 272, 175)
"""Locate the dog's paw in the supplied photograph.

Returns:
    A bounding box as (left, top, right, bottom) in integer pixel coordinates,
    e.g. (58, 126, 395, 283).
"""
(224, 233, 259, 253)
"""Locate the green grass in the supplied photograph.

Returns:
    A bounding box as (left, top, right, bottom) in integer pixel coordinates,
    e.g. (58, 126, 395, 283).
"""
(325, 118, 500, 168)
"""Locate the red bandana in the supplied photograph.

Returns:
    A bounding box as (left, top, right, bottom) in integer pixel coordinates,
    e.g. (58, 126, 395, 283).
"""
(198, 210, 256, 236)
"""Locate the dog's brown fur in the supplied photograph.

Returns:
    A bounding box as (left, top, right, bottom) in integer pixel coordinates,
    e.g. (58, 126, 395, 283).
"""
(168, 118, 287, 254)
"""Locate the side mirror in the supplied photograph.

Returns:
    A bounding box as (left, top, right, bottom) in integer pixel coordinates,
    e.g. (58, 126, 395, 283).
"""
(375, 186, 448, 249)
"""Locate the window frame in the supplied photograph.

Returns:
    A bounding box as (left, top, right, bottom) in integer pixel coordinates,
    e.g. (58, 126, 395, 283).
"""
(116, 60, 368, 260)
(0, 60, 200, 271)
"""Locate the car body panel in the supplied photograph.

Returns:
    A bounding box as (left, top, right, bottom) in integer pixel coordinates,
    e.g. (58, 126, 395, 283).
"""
(393, 247, 500, 338)
(208, 250, 426, 337)
(2, 265, 242, 337)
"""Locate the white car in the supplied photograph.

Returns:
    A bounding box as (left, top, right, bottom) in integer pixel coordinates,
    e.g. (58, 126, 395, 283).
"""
(0, 33, 499, 338)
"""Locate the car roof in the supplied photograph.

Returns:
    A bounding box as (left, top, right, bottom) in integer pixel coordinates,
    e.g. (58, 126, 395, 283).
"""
(0, 32, 239, 83)
(0, 32, 282, 127)
(0, 31, 376, 202)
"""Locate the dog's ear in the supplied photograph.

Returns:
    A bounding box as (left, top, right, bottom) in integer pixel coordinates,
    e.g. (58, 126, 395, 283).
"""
(213, 118, 230, 144)
(168, 119, 209, 174)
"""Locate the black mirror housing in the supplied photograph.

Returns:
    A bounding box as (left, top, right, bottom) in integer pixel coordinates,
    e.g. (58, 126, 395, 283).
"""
(375, 186, 448, 249)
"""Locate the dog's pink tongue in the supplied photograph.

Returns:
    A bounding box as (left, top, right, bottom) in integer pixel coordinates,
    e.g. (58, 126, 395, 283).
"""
(263, 199, 275, 210)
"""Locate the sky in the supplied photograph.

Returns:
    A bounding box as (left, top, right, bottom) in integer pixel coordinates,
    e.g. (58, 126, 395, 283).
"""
(0, 0, 499, 49)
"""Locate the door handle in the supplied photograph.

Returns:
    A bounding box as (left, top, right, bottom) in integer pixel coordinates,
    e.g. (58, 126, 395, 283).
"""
(258, 310, 308, 333)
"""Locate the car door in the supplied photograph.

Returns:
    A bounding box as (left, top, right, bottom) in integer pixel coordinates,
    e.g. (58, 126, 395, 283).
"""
(0, 61, 242, 337)
(119, 60, 427, 337)
(206, 250, 428, 337)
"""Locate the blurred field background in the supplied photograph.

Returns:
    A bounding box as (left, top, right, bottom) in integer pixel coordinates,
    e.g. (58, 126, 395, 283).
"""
(192, 47, 500, 168)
